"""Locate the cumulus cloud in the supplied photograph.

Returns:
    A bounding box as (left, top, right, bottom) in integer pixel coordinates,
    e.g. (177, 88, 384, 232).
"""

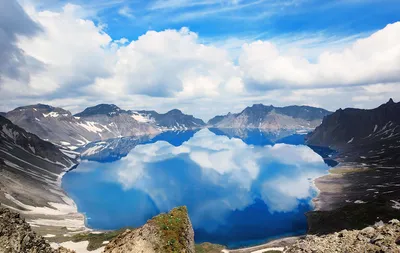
(0, 0, 42, 84)
(92, 27, 243, 98)
(239, 22, 400, 90)
(16, 4, 115, 95)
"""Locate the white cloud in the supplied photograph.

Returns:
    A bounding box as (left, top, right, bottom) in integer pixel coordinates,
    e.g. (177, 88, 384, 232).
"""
(118, 6, 134, 19)
(92, 27, 243, 98)
(14, 3, 115, 95)
(239, 22, 400, 90)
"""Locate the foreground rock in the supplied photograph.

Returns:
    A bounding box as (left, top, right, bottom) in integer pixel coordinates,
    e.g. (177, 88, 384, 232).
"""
(0, 207, 74, 253)
(104, 206, 195, 253)
(286, 220, 400, 253)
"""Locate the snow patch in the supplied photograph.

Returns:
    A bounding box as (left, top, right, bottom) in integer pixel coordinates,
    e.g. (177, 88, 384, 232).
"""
(391, 200, 400, 209)
(51, 241, 104, 253)
(131, 112, 154, 123)
(77, 121, 103, 133)
(5, 193, 78, 216)
(81, 145, 104, 156)
(347, 137, 354, 144)
(354, 200, 367, 204)
(43, 112, 59, 118)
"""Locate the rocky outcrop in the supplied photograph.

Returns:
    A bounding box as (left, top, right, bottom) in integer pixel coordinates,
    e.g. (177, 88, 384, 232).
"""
(286, 220, 400, 253)
(0, 207, 74, 253)
(104, 206, 195, 253)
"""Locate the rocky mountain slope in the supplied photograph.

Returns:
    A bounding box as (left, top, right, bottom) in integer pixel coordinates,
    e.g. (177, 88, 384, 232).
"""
(0, 115, 85, 232)
(133, 109, 205, 130)
(73, 104, 159, 141)
(0, 207, 73, 253)
(0, 112, 5, 117)
(305, 100, 400, 237)
(5, 104, 205, 149)
(286, 219, 400, 253)
(306, 99, 400, 165)
(6, 104, 158, 149)
(208, 104, 331, 131)
(103, 206, 195, 253)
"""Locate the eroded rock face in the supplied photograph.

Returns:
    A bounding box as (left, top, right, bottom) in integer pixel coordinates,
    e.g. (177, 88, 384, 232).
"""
(286, 220, 400, 253)
(104, 206, 195, 253)
(0, 207, 74, 253)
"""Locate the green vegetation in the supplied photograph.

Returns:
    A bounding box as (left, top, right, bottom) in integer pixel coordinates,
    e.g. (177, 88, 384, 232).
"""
(72, 228, 130, 250)
(150, 206, 191, 253)
(195, 242, 225, 253)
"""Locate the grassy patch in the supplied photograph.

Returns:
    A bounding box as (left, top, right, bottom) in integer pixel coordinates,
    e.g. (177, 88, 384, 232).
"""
(195, 242, 225, 253)
(72, 228, 130, 251)
(150, 206, 191, 253)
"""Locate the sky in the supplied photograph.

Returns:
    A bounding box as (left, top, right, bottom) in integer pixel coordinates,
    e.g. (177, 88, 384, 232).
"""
(1, 0, 400, 120)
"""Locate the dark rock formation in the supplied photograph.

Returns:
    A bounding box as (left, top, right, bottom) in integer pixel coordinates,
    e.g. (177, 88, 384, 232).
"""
(0, 207, 74, 253)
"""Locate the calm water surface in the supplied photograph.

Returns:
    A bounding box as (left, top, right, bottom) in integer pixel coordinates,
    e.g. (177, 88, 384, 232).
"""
(62, 129, 330, 248)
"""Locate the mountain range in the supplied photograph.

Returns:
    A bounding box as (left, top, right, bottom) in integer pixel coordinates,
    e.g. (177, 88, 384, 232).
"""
(4, 104, 205, 149)
(208, 104, 331, 131)
(2, 103, 330, 150)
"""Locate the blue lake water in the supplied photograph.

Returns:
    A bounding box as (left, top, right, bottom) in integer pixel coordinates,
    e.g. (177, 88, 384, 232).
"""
(62, 129, 331, 248)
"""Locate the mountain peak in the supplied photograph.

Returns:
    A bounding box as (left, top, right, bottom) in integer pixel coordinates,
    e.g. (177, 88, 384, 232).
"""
(75, 104, 126, 117)
(167, 109, 183, 114)
(387, 98, 395, 104)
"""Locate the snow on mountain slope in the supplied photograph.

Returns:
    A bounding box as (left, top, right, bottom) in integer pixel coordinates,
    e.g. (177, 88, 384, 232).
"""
(6, 104, 159, 149)
(0, 115, 84, 231)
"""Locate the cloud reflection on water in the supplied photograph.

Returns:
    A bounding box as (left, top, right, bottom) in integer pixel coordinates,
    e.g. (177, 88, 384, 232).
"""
(65, 129, 329, 247)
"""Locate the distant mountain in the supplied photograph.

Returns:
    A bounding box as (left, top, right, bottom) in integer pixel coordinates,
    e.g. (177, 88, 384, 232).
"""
(133, 109, 205, 130)
(0, 112, 6, 117)
(74, 104, 129, 117)
(6, 104, 159, 148)
(208, 104, 331, 131)
(0, 115, 78, 211)
(306, 99, 400, 165)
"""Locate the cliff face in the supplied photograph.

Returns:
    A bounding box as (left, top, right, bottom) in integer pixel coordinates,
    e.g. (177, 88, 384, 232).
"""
(0, 207, 74, 253)
(104, 206, 195, 253)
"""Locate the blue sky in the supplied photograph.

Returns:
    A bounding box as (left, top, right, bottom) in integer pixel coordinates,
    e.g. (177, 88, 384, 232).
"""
(1, 0, 400, 119)
(44, 0, 400, 41)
